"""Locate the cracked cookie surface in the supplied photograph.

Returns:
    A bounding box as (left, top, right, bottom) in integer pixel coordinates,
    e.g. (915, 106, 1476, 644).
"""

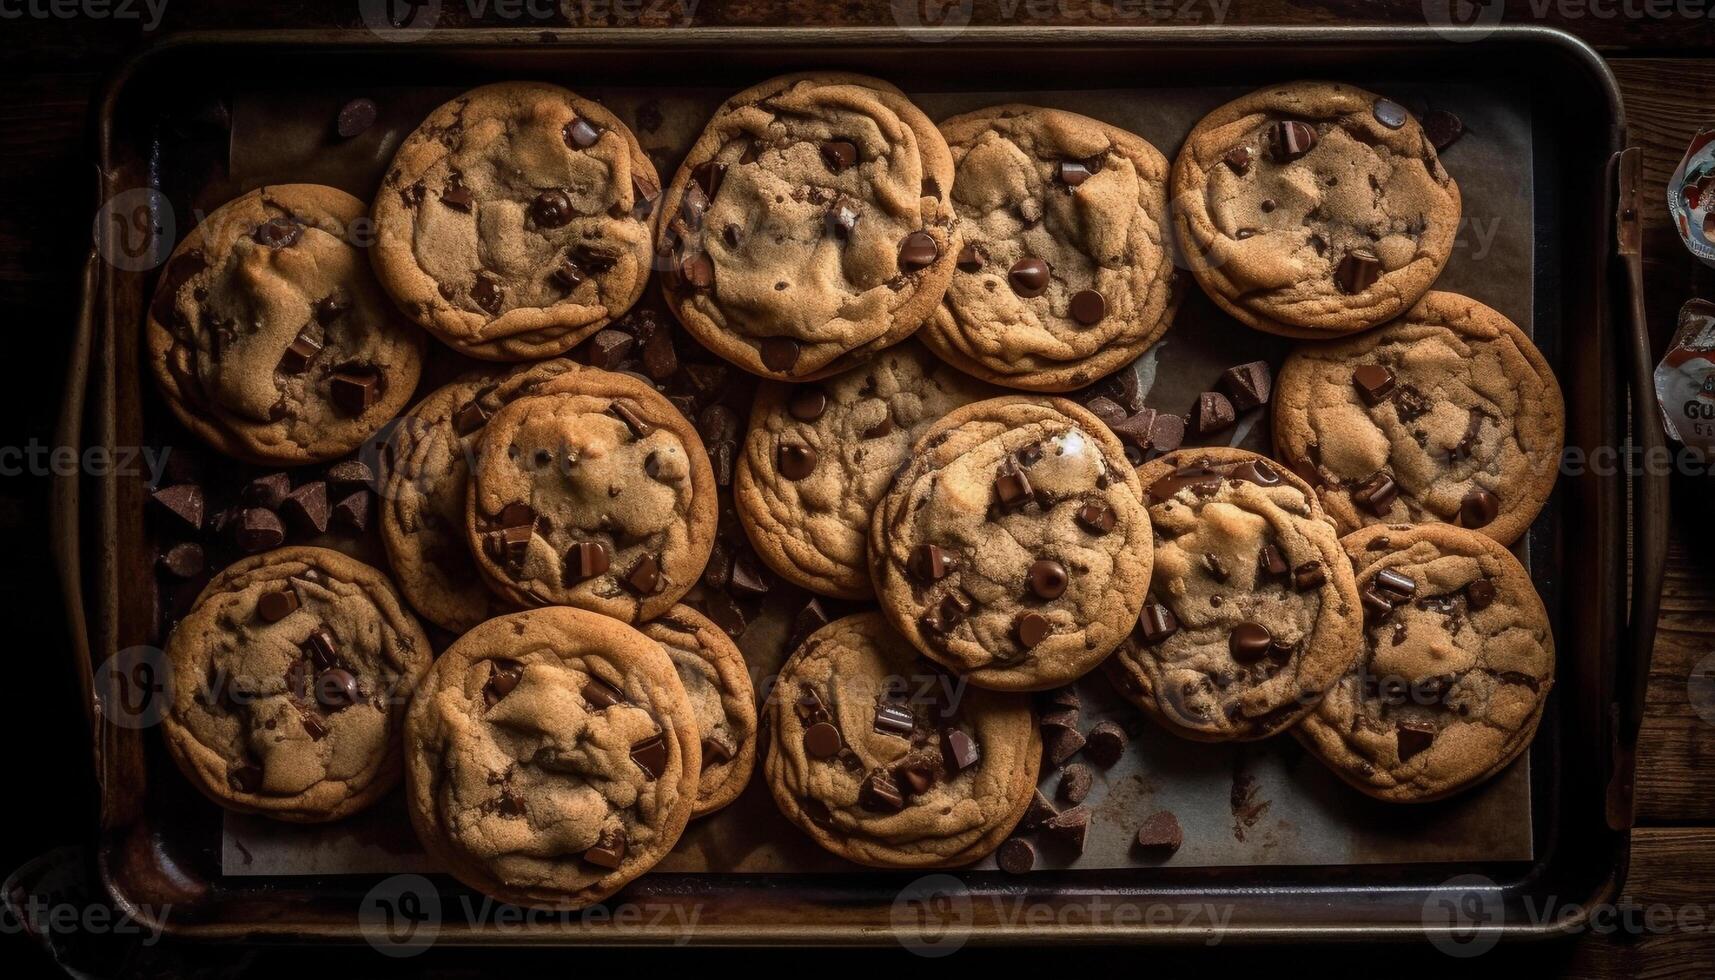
(1172, 81, 1461, 337)
(381, 360, 580, 633)
(923, 104, 1179, 391)
(1296, 523, 1554, 802)
(147, 184, 425, 464)
(1107, 448, 1363, 741)
(162, 546, 431, 822)
(405, 607, 699, 909)
(1272, 291, 1564, 546)
(373, 82, 659, 361)
(735, 339, 995, 599)
(657, 72, 957, 381)
(465, 366, 716, 622)
(869, 396, 1151, 691)
(639, 605, 757, 818)
(763, 612, 1040, 867)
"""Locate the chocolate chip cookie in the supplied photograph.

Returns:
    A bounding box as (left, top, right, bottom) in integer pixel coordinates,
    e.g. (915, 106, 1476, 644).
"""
(162, 546, 431, 821)
(372, 82, 659, 361)
(1296, 523, 1555, 802)
(1172, 81, 1461, 337)
(380, 360, 579, 633)
(656, 72, 958, 380)
(147, 185, 425, 464)
(922, 105, 1179, 391)
(405, 607, 699, 908)
(763, 612, 1040, 867)
(639, 605, 757, 817)
(1107, 449, 1363, 741)
(1272, 291, 1564, 545)
(734, 339, 995, 599)
(869, 396, 1151, 691)
(465, 366, 716, 622)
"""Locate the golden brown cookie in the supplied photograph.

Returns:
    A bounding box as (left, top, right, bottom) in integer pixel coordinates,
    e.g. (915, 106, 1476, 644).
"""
(1172, 81, 1461, 338)
(639, 605, 757, 818)
(146, 185, 424, 464)
(162, 547, 431, 822)
(923, 105, 1179, 391)
(763, 612, 1040, 867)
(734, 339, 996, 599)
(405, 607, 699, 909)
(1296, 523, 1554, 802)
(869, 396, 1151, 691)
(465, 366, 716, 622)
(372, 82, 659, 361)
(1271, 291, 1564, 546)
(1106, 448, 1363, 741)
(656, 72, 958, 381)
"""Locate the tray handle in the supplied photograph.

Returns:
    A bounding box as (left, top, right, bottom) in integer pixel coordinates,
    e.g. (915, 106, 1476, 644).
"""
(53, 247, 101, 739)
(1607, 146, 1667, 830)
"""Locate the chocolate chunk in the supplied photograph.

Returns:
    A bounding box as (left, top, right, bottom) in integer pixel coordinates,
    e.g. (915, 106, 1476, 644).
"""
(440, 183, 474, 212)
(942, 728, 980, 772)
(874, 703, 915, 738)
(1223, 145, 1253, 175)
(860, 415, 895, 439)
(1083, 396, 1128, 430)
(1008, 257, 1051, 298)
(1027, 559, 1069, 600)
(1460, 488, 1499, 528)
(804, 721, 842, 759)
(1058, 763, 1093, 804)
(860, 769, 905, 812)
(1465, 578, 1496, 611)
(728, 550, 769, 596)
(631, 174, 660, 219)
(1042, 686, 1080, 711)
(280, 482, 329, 536)
(1352, 364, 1396, 405)
(795, 687, 830, 724)
(622, 556, 662, 595)
(697, 403, 741, 446)
(157, 541, 205, 579)
(1139, 603, 1178, 644)
(481, 659, 523, 707)
(1372, 98, 1409, 129)
(324, 462, 373, 499)
(279, 330, 323, 374)
(1219, 360, 1272, 412)
(897, 231, 939, 272)
(994, 469, 1033, 510)
(1021, 789, 1059, 831)
(563, 117, 601, 149)
(1396, 721, 1436, 762)
(1268, 120, 1318, 161)
(680, 252, 715, 291)
(908, 544, 950, 582)
(1375, 568, 1418, 600)
(150, 484, 204, 532)
(1015, 611, 1051, 649)
(1045, 724, 1085, 766)
(256, 589, 298, 623)
(997, 837, 1036, 874)
(1134, 811, 1183, 853)
(778, 443, 817, 480)
(1075, 502, 1116, 535)
(1335, 249, 1383, 294)
(1353, 472, 1398, 515)
(1041, 805, 1090, 853)
(583, 329, 635, 370)
(332, 490, 371, 534)
(786, 386, 827, 422)
(583, 830, 627, 870)
(499, 502, 537, 531)
(253, 217, 301, 248)
(1040, 705, 1079, 732)
(329, 371, 380, 416)
(1069, 289, 1106, 326)
(1231, 460, 1281, 488)
(1257, 544, 1288, 579)
(1361, 587, 1397, 620)
(552, 257, 585, 291)
(787, 597, 830, 649)
(1057, 160, 1093, 186)
(564, 541, 610, 582)
(608, 402, 653, 441)
(702, 736, 735, 766)
(1228, 622, 1273, 662)
(956, 243, 984, 273)
(583, 677, 625, 708)
(1110, 408, 1160, 454)
(1422, 108, 1465, 151)
(467, 274, 504, 315)
(531, 189, 573, 228)
(820, 139, 858, 172)
(1077, 721, 1124, 768)
(630, 733, 669, 780)
(1192, 391, 1236, 436)
(826, 198, 860, 240)
(229, 764, 263, 794)
(922, 592, 972, 634)
(235, 508, 284, 553)
(301, 628, 339, 672)
(317, 668, 361, 710)
(760, 337, 801, 373)
(1202, 552, 1230, 583)
(1149, 413, 1186, 453)
(1292, 560, 1326, 592)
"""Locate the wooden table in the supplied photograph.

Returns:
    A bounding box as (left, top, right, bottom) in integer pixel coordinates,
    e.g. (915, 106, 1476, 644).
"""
(3, 3, 1711, 975)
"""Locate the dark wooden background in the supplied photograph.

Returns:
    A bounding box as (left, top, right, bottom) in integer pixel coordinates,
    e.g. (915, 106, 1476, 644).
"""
(3, 1, 1711, 975)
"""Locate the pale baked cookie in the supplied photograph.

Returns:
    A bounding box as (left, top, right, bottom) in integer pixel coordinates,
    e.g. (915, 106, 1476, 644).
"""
(869, 396, 1151, 691)
(162, 547, 431, 822)
(1272, 291, 1564, 546)
(639, 605, 757, 818)
(379, 360, 579, 633)
(404, 607, 698, 909)
(147, 184, 424, 464)
(1172, 81, 1461, 337)
(1296, 523, 1554, 802)
(656, 72, 958, 381)
(465, 367, 716, 622)
(923, 105, 1179, 391)
(734, 340, 995, 599)
(372, 82, 659, 361)
(763, 612, 1040, 868)
(1107, 449, 1363, 741)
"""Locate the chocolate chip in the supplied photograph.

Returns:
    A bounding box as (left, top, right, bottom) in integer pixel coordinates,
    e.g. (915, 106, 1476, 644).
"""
(622, 556, 661, 595)
(1372, 98, 1409, 129)
(787, 386, 827, 422)
(1461, 488, 1499, 528)
(729, 550, 769, 596)
(1021, 789, 1059, 831)
(679, 252, 715, 291)
(908, 544, 951, 582)
(440, 184, 474, 212)
(584, 830, 627, 869)
(1192, 391, 1236, 437)
(329, 371, 380, 416)
(1134, 811, 1183, 853)
(609, 402, 654, 440)
(316, 668, 361, 711)
(1069, 289, 1106, 326)
(1139, 603, 1178, 644)
(1423, 108, 1465, 151)
(943, 728, 980, 772)
(759, 337, 800, 373)
(235, 508, 284, 553)
(1361, 587, 1397, 620)
(1396, 721, 1436, 762)
(1008, 257, 1051, 298)
(256, 589, 298, 623)
(787, 597, 830, 649)
(1041, 805, 1090, 853)
(1015, 611, 1052, 649)
(1028, 559, 1068, 599)
(997, 837, 1036, 874)
(1057, 160, 1094, 187)
(149, 484, 205, 532)
(922, 592, 973, 634)
(630, 732, 668, 780)
(1375, 568, 1418, 600)
(531, 189, 573, 228)
(1083, 721, 1128, 768)
(1223, 145, 1253, 175)
(1335, 249, 1383, 294)
(229, 764, 263, 794)
(1228, 622, 1273, 662)
(332, 490, 371, 534)
(1268, 120, 1318, 161)
(564, 541, 611, 582)
(1466, 578, 1496, 611)
(563, 117, 601, 149)
(278, 331, 323, 374)
(280, 481, 329, 536)
(820, 139, 858, 172)
(552, 257, 586, 291)
(956, 243, 984, 273)
(701, 592, 749, 637)
(1250, 544, 1284, 579)
(898, 231, 939, 272)
(1352, 364, 1396, 405)
(583, 677, 625, 708)
(1150, 413, 1186, 453)
(1044, 724, 1085, 766)
(778, 443, 817, 480)
(860, 416, 894, 439)
(873, 703, 915, 738)
(860, 769, 905, 812)
(1353, 472, 1398, 515)
(1058, 763, 1093, 804)
(253, 217, 301, 248)
(994, 469, 1033, 510)
(583, 329, 635, 371)
(1219, 360, 1272, 412)
(1075, 502, 1115, 535)
(1292, 560, 1326, 592)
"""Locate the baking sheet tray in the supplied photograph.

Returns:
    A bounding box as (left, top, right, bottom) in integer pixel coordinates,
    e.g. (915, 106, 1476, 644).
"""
(215, 79, 1536, 878)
